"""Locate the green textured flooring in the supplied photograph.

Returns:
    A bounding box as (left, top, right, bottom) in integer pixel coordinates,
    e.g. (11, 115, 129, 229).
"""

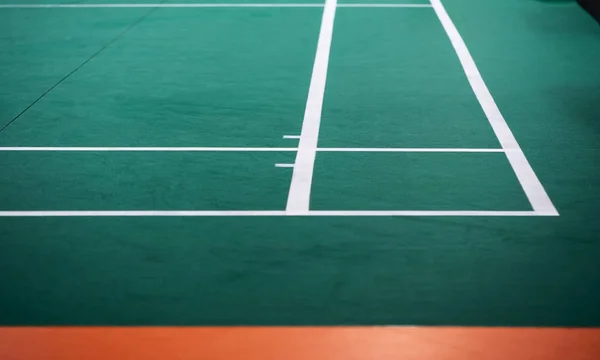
(1, 0, 600, 326)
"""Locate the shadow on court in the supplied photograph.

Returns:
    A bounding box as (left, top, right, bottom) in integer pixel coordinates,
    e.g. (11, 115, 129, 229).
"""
(534, 0, 575, 3)
(535, 0, 600, 23)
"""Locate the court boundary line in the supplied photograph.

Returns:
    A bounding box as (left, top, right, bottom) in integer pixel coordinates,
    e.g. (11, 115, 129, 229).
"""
(320, 148, 503, 153)
(0, 147, 504, 152)
(285, 0, 336, 214)
(431, 0, 558, 216)
(0, 210, 557, 217)
(339, 4, 431, 7)
(0, 3, 433, 9)
(0, 147, 299, 152)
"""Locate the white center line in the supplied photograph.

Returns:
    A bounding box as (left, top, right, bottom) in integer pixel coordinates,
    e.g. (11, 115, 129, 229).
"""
(285, 0, 336, 214)
(430, 0, 558, 216)
(283, 135, 301, 139)
(275, 163, 295, 168)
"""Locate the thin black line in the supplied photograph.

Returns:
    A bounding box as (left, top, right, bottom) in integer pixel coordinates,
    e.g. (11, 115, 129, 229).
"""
(0, 4, 164, 134)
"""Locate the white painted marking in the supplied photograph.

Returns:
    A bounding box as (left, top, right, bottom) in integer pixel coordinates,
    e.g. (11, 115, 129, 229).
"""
(0, 147, 298, 152)
(283, 135, 301, 139)
(275, 163, 295, 168)
(0, 211, 287, 217)
(306, 210, 557, 216)
(337, 4, 432, 7)
(318, 148, 503, 153)
(0, 3, 324, 8)
(0, 147, 503, 152)
(430, 0, 558, 216)
(286, 0, 336, 214)
(0, 3, 433, 8)
(0, 210, 556, 217)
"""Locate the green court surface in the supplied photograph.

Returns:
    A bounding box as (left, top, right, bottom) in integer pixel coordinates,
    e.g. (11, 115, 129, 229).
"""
(1, 0, 600, 326)
(311, 152, 531, 210)
(0, 152, 296, 210)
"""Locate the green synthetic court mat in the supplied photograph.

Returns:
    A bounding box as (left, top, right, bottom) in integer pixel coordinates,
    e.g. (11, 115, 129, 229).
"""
(311, 152, 531, 210)
(1, 0, 600, 326)
(321, 8, 499, 148)
(0, 151, 295, 210)
(0, 8, 320, 146)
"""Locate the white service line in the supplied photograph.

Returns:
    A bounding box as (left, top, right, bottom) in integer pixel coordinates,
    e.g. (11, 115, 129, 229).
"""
(286, 0, 336, 215)
(318, 148, 504, 152)
(0, 147, 503, 152)
(0, 210, 556, 217)
(337, 4, 432, 7)
(0, 3, 324, 8)
(0, 3, 433, 8)
(0, 147, 298, 151)
(0, 211, 286, 217)
(430, 0, 558, 216)
(307, 210, 557, 216)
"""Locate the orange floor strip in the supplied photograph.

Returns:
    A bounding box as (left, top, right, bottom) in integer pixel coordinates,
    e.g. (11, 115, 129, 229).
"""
(1, 327, 600, 360)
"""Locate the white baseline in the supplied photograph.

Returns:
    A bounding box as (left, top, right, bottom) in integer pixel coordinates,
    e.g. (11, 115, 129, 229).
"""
(0, 147, 502, 152)
(0, 210, 555, 217)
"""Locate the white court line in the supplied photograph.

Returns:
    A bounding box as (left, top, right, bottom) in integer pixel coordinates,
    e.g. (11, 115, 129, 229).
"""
(0, 3, 324, 8)
(0, 147, 502, 152)
(286, 0, 336, 215)
(0, 3, 432, 8)
(338, 4, 432, 7)
(0, 211, 286, 217)
(275, 163, 294, 168)
(318, 148, 504, 153)
(0, 147, 298, 151)
(431, 0, 558, 216)
(308, 210, 557, 216)
(0, 210, 556, 217)
(283, 135, 301, 139)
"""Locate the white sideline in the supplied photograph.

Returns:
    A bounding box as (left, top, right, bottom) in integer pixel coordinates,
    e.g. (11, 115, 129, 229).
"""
(430, 0, 558, 215)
